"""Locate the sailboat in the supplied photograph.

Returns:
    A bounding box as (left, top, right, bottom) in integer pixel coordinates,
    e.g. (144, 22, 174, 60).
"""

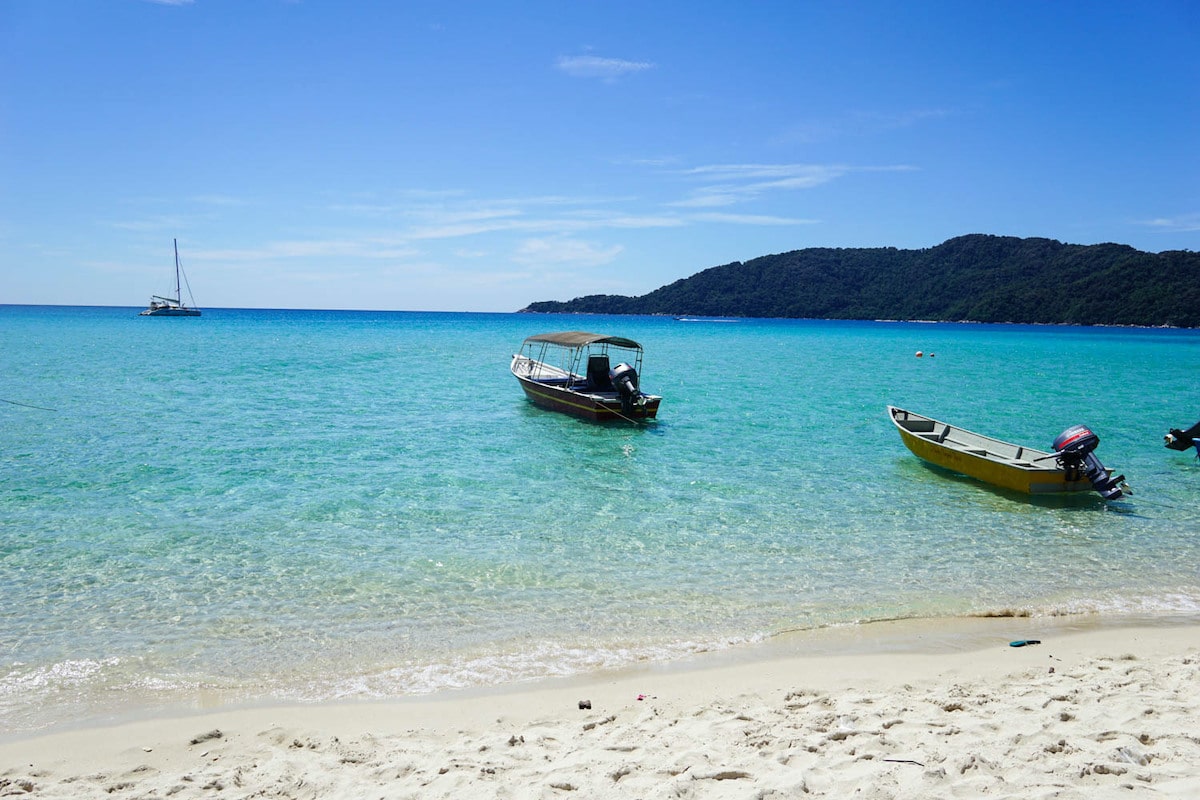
(140, 239, 201, 316)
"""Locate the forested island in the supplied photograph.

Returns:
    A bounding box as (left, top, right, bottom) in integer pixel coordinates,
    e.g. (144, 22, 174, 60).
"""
(520, 235, 1200, 327)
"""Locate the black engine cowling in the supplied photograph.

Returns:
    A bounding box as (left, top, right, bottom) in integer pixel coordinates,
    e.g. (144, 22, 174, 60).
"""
(608, 362, 641, 413)
(1164, 420, 1200, 453)
(1052, 425, 1124, 500)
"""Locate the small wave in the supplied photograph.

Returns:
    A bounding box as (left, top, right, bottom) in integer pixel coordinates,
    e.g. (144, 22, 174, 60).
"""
(0, 657, 121, 698)
(1043, 592, 1200, 617)
(291, 634, 766, 703)
(0, 658, 125, 736)
(969, 590, 1200, 620)
(0, 657, 217, 738)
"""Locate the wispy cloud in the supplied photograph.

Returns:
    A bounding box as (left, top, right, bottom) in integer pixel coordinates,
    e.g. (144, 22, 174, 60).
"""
(109, 171, 843, 294)
(1140, 213, 1200, 233)
(556, 55, 655, 80)
(110, 214, 195, 232)
(690, 212, 819, 226)
(199, 239, 418, 263)
(406, 208, 526, 239)
(673, 163, 914, 207)
(405, 204, 684, 240)
(512, 236, 623, 267)
(191, 194, 248, 207)
(672, 163, 848, 207)
(773, 108, 952, 145)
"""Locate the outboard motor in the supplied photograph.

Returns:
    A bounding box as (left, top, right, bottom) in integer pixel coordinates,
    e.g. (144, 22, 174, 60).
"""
(1164, 420, 1200, 455)
(608, 362, 642, 414)
(1052, 425, 1125, 500)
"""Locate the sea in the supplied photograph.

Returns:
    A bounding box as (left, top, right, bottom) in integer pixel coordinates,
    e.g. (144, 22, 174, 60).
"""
(3, 305, 1199, 739)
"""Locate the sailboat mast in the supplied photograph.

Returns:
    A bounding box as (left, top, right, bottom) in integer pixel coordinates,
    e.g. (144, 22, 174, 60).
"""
(173, 238, 181, 302)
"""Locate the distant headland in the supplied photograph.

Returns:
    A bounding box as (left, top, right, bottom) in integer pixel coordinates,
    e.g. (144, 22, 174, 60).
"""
(519, 234, 1200, 328)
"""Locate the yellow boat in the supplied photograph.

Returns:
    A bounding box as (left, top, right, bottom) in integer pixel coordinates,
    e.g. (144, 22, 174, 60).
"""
(887, 406, 1124, 497)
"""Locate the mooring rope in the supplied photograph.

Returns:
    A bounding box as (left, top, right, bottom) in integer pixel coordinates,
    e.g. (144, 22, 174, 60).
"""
(1, 397, 56, 411)
(608, 405, 648, 425)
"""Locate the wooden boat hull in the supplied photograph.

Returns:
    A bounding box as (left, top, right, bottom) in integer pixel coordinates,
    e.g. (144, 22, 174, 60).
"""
(888, 406, 1097, 494)
(513, 371, 661, 422)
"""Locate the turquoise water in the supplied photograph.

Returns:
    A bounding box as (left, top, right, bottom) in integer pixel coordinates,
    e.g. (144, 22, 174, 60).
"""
(3, 305, 1199, 736)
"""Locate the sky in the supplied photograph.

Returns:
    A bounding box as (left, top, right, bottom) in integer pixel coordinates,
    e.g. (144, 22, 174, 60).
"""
(2, 1, 1197, 312)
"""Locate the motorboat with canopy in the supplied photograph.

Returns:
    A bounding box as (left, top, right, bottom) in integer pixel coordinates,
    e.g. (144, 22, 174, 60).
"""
(511, 331, 662, 422)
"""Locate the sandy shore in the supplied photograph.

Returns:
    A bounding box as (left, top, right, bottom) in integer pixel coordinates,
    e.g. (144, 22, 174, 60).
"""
(3, 619, 1199, 799)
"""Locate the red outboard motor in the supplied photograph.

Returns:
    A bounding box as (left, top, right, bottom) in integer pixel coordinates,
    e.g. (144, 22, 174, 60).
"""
(1052, 425, 1125, 500)
(608, 362, 642, 414)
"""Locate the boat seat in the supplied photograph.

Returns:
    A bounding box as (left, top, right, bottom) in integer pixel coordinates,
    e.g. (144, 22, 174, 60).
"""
(917, 428, 953, 443)
(586, 354, 613, 390)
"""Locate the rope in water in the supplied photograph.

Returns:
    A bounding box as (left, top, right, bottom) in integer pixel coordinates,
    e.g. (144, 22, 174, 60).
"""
(1, 397, 56, 411)
(607, 404, 650, 425)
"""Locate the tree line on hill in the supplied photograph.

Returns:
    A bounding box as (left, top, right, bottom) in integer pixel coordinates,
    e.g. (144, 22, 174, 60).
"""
(520, 235, 1200, 327)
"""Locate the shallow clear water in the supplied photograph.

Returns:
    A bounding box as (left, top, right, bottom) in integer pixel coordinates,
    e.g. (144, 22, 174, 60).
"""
(3, 305, 1199, 735)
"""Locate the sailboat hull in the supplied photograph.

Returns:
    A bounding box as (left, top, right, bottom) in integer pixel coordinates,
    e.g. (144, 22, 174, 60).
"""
(140, 306, 201, 316)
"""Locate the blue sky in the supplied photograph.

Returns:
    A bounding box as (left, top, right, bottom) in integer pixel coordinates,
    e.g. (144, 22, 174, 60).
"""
(2, 1, 1197, 312)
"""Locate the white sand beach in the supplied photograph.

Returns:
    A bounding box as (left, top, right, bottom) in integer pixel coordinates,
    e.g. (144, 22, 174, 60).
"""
(3, 620, 1199, 799)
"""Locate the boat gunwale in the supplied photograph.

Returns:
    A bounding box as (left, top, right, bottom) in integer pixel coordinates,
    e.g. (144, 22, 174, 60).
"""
(888, 406, 1058, 470)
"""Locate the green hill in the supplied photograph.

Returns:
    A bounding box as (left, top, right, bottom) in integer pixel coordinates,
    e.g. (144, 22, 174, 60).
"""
(520, 234, 1200, 327)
